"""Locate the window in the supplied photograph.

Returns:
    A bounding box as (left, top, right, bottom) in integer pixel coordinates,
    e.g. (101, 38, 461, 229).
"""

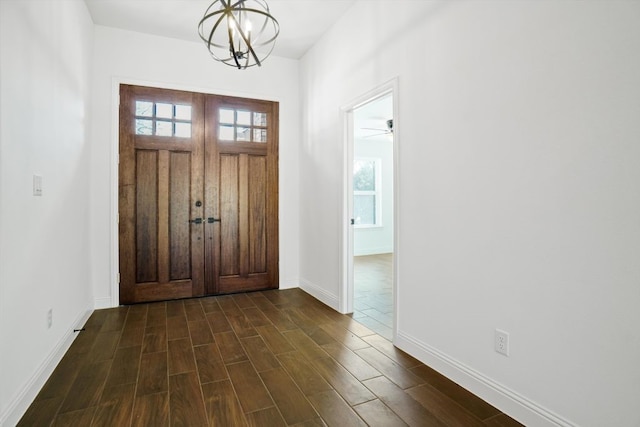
(134, 101, 192, 138)
(218, 108, 268, 143)
(353, 158, 382, 227)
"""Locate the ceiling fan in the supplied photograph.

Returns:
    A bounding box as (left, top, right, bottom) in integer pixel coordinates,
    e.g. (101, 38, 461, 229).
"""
(362, 119, 393, 138)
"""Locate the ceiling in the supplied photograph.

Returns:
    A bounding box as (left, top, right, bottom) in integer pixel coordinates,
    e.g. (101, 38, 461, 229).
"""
(84, 0, 357, 60)
(84, 0, 389, 135)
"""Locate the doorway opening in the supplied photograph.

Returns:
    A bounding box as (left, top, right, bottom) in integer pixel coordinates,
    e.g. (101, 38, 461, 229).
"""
(342, 81, 397, 341)
(118, 84, 279, 304)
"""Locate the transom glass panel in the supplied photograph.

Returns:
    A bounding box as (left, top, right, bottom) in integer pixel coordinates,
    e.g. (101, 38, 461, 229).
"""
(217, 108, 268, 143)
(134, 100, 193, 138)
(236, 110, 251, 126)
(219, 109, 235, 124)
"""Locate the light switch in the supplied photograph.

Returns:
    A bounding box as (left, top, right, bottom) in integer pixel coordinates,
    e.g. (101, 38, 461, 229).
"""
(33, 174, 42, 196)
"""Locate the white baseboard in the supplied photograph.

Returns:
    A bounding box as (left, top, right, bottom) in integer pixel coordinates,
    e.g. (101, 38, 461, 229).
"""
(394, 331, 576, 427)
(354, 248, 393, 257)
(94, 296, 115, 309)
(277, 277, 299, 290)
(0, 309, 93, 427)
(299, 278, 339, 311)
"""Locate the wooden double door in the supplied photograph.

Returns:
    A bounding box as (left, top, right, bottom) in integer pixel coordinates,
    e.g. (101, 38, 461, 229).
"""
(119, 85, 278, 304)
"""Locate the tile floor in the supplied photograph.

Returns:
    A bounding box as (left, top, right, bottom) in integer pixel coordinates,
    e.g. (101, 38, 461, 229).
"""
(352, 254, 394, 340)
(18, 288, 523, 426)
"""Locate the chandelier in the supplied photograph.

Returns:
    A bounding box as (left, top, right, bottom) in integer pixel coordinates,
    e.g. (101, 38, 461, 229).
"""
(198, 0, 280, 69)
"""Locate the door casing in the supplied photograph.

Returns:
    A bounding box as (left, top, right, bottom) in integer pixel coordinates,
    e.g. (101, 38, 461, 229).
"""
(109, 79, 280, 308)
(340, 78, 400, 341)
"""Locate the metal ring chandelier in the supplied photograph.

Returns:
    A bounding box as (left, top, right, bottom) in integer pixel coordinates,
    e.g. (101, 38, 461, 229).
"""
(198, 0, 280, 69)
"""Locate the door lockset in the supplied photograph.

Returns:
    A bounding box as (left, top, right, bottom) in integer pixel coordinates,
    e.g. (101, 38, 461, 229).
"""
(189, 218, 220, 224)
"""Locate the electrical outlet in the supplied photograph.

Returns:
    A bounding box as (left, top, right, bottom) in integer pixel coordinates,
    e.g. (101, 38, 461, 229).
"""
(495, 329, 509, 356)
(47, 309, 53, 329)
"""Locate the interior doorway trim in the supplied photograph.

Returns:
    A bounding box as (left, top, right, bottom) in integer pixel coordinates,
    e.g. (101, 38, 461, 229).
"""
(339, 77, 399, 339)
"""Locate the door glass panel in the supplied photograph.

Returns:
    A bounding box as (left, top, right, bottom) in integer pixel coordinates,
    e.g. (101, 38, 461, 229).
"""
(219, 125, 234, 141)
(220, 109, 235, 124)
(236, 127, 251, 141)
(175, 105, 192, 121)
(253, 129, 267, 143)
(136, 101, 153, 117)
(156, 103, 173, 119)
(174, 122, 192, 138)
(134, 100, 193, 138)
(136, 119, 153, 135)
(156, 120, 173, 136)
(217, 107, 270, 143)
(253, 112, 267, 127)
(236, 110, 251, 126)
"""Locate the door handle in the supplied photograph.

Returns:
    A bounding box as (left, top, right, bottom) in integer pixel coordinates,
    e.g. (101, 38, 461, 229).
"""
(207, 217, 221, 223)
(189, 218, 203, 224)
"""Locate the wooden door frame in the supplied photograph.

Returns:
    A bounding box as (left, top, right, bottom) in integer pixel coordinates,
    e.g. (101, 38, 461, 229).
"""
(108, 78, 281, 308)
(339, 77, 400, 340)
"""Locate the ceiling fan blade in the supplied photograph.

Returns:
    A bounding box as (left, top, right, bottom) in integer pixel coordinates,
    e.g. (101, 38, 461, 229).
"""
(363, 132, 390, 138)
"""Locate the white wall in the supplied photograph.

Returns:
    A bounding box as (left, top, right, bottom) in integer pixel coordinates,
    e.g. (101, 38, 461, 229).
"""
(354, 138, 393, 256)
(90, 26, 301, 307)
(0, 1, 94, 424)
(299, 1, 640, 426)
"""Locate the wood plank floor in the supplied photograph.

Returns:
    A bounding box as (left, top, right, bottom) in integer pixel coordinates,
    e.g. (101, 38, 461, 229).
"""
(19, 289, 523, 426)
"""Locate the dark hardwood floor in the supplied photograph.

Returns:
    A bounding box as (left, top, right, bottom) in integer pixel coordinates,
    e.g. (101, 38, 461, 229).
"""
(19, 289, 523, 426)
